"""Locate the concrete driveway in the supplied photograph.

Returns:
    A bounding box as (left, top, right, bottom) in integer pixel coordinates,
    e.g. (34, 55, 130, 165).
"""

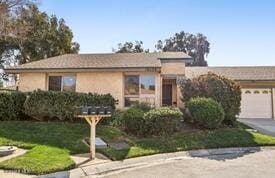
(238, 118, 275, 136)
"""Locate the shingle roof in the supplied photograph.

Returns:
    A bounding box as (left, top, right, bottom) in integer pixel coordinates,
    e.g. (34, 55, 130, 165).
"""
(185, 66, 275, 81)
(5, 52, 191, 71)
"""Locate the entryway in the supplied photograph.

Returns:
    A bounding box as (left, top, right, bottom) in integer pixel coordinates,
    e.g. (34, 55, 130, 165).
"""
(162, 79, 177, 106)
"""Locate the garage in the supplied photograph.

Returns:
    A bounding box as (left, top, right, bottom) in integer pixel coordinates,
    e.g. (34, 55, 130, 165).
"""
(239, 88, 273, 119)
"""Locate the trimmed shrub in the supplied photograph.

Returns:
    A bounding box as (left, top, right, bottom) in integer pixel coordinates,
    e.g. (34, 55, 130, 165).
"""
(122, 107, 145, 136)
(24, 90, 116, 121)
(187, 97, 225, 129)
(143, 107, 183, 136)
(131, 102, 152, 112)
(180, 72, 241, 125)
(109, 110, 125, 127)
(0, 91, 26, 120)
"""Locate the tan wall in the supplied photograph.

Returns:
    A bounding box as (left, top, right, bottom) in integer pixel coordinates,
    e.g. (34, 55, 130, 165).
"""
(19, 73, 47, 91)
(76, 72, 124, 108)
(161, 62, 185, 75)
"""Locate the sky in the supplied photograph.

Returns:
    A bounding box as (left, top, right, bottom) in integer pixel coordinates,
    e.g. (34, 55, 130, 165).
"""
(39, 0, 275, 66)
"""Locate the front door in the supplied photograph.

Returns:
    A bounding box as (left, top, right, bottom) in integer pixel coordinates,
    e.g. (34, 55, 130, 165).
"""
(162, 84, 172, 106)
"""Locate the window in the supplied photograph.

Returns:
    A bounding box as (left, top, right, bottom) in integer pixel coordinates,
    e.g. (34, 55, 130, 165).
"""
(48, 75, 76, 92)
(124, 75, 155, 107)
(48, 76, 62, 91)
(63, 76, 76, 92)
(124, 75, 139, 95)
(245, 90, 251, 94)
(140, 75, 155, 94)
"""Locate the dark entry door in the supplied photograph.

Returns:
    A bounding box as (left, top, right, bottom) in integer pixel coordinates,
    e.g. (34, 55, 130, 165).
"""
(162, 84, 172, 106)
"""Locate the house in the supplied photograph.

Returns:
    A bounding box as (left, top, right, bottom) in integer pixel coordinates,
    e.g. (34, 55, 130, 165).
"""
(4, 52, 192, 109)
(4, 52, 275, 119)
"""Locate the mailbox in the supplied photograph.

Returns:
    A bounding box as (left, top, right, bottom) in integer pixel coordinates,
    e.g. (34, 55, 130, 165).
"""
(81, 107, 89, 115)
(89, 106, 97, 115)
(104, 106, 112, 115)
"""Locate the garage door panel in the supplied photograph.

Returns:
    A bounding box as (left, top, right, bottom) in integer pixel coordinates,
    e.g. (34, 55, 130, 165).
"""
(239, 89, 272, 119)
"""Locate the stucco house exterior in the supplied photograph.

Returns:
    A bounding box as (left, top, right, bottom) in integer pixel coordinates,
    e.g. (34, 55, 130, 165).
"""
(4, 52, 275, 119)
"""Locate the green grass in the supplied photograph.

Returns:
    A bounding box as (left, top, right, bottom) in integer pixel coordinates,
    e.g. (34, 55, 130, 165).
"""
(100, 128, 275, 160)
(1, 121, 275, 174)
(0, 121, 92, 174)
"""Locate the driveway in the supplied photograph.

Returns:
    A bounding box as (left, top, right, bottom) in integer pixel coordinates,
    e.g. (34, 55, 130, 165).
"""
(238, 118, 275, 136)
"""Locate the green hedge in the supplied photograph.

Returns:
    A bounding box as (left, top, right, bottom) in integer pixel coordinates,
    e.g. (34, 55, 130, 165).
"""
(144, 107, 183, 136)
(187, 97, 225, 129)
(122, 107, 146, 136)
(24, 90, 116, 121)
(120, 107, 183, 137)
(0, 91, 26, 120)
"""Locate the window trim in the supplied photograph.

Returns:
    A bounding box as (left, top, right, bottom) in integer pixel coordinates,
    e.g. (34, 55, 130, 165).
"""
(47, 73, 76, 92)
(124, 74, 156, 107)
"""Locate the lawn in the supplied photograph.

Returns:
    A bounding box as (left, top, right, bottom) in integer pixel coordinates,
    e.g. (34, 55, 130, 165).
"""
(1, 121, 275, 174)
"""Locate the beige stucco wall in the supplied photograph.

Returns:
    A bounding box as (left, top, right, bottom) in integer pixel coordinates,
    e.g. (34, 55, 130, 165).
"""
(19, 73, 47, 92)
(76, 72, 124, 108)
(161, 62, 185, 75)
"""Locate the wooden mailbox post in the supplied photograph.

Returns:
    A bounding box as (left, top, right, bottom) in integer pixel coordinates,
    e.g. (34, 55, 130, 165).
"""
(77, 114, 111, 160)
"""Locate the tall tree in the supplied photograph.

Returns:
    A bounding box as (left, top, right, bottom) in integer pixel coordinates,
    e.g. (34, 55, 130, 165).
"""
(0, 3, 79, 80)
(0, 0, 35, 79)
(156, 31, 210, 66)
(11, 5, 80, 64)
(113, 41, 149, 53)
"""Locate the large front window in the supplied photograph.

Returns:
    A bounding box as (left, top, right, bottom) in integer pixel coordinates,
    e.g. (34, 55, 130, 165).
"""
(48, 75, 76, 92)
(124, 75, 155, 107)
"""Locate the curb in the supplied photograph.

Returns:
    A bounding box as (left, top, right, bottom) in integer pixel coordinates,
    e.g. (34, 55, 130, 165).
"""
(41, 146, 275, 178)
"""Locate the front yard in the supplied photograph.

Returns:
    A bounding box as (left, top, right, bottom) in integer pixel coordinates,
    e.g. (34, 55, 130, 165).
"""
(1, 121, 275, 174)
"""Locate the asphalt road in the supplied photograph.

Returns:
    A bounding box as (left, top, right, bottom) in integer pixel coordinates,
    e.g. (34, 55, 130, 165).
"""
(102, 149, 275, 178)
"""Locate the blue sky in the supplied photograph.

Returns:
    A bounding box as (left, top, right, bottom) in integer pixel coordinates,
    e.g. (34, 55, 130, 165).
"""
(40, 0, 275, 66)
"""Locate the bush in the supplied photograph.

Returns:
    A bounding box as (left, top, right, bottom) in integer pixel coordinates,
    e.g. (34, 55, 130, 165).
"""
(24, 90, 116, 121)
(0, 91, 26, 120)
(180, 72, 241, 125)
(131, 102, 152, 112)
(187, 98, 225, 129)
(122, 107, 145, 136)
(109, 110, 125, 127)
(143, 107, 183, 136)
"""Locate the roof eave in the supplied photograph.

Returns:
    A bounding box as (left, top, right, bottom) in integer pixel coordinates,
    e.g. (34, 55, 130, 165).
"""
(4, 66, 162, 74)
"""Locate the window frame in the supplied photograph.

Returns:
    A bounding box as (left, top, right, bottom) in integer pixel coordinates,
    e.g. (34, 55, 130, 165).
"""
(47, 74, 76, 92)
(124, 74, 156, 107)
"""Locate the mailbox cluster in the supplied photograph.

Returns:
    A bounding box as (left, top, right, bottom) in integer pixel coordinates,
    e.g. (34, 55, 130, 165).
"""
(81, 106, 112, 115)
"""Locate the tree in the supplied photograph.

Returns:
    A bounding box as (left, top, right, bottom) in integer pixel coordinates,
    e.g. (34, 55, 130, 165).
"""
(180, 73, 241, 125)
(156, 31, 210, 66)
(0, 0, 34, 38)
(0, 3, 79, 80)
(11, 5, 80, 64)
(113, 41, 149, 53)
(0, 80, 3, 88)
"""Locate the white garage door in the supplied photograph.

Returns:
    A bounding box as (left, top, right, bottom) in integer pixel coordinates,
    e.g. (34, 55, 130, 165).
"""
(239, 88, 273, 119)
